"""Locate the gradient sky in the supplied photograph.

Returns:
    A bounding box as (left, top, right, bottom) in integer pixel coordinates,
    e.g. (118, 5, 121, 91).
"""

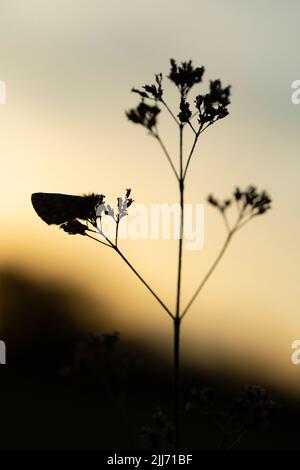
(1, 0, 300, 394)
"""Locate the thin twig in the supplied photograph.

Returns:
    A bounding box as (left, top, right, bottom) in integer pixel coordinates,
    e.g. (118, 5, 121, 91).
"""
(87, 231, 174, 319)
(226, 429, 247, 450)
(181, 231, 233, 319)
(234, 199, 242, 218)
(221, 211, 231, 233)
(85, 233, 113, 248)
(95, 224, 115, 247)
(199, 122, 213, 135)
(235, 214, 256, 232)
(114, 246, 175, 320)
(187, 121, 197, 135)
(115, 215, 120, 247)
(155, 132, 179, 181)
(189, 111, 199, 122)
(183, 131, 200, 180)
(160, 98, 180, 125)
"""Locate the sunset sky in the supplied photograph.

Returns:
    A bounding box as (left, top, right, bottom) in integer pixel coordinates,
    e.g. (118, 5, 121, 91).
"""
(1, 0, 300, 394)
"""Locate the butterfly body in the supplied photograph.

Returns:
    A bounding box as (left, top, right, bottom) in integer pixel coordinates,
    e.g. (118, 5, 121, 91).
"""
(31, 192, 104, 225)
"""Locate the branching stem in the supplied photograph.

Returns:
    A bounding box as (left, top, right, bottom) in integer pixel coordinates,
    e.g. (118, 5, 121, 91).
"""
(181, 231, 233, 319)
(155, 132, 179, 181)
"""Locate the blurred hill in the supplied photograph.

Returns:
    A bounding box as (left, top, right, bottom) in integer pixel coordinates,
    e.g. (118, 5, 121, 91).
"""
(0, 268, 299, 450)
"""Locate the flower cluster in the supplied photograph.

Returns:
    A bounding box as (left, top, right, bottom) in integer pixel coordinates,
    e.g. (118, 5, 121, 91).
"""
(140, 407, 174, 450)
(60, 331, 122, 378)
(207, 194, 231, 212)
(231, 385, 278, 428)
(178, 98, 192, 123)
(185, 386, 215, 414)
(126, 101, 160, 131)
(207, 185, 272, 230)
(234, 186, 272, 215)
(97, 189, 134, 220)
(132, 73, 163, 101)
(168, 59, 205, 99)
(195, 79, 231, 128)
(117, 188, 134, 219)
(185, 383, 277, 448)
(127, 59, 230, 132)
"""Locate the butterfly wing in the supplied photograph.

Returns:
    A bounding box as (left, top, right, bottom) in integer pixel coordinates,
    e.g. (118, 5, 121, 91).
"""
(31, 193, 86, 225)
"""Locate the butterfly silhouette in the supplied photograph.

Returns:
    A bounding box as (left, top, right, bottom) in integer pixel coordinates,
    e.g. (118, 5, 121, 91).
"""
(31, 192, 105, 225)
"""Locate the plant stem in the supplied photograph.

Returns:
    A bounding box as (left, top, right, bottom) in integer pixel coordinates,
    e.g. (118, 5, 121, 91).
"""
(174, 124, 184, 449)
(115, 215, 120, 247)
(226, 429, 247, 450)
(85, 233, 112, 248)
(175, 181, 184, 318)
(181, 231, 233, 319)
(155, 133, 179, 181)
(187, 120, 197, 135)
(173, 316, 181, 450)
(87, 234, 174, 319)
(176, 127, 184, 319)
(160, 98, 179, 125)
(113, 246, 175, 320)
(183, 131, 200, 180)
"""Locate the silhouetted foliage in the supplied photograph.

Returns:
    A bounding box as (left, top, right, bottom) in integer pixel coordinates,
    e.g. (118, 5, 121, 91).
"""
(140, 407, 174, 450)
(126, 102, 160, 131)
(127, 58, 230, 136)
(185, 384, 278, 449)
(207, 186, 272, 233)
(195, 79, 231, 127)
(232, 385, 278, 429)
(132, 73, 163, 101)
(178, 98, 192, 123)
(168, 59, 205, 98)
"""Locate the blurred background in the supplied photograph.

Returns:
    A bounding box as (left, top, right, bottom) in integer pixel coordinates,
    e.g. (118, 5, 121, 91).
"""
(0, 0, 300, 449)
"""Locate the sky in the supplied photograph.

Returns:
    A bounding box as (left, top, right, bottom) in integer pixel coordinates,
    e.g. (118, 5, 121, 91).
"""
(0, 0, 300, 394)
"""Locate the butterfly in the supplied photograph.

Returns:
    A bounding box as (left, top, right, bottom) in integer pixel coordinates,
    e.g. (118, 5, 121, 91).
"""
(31, 192, 105, 225)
